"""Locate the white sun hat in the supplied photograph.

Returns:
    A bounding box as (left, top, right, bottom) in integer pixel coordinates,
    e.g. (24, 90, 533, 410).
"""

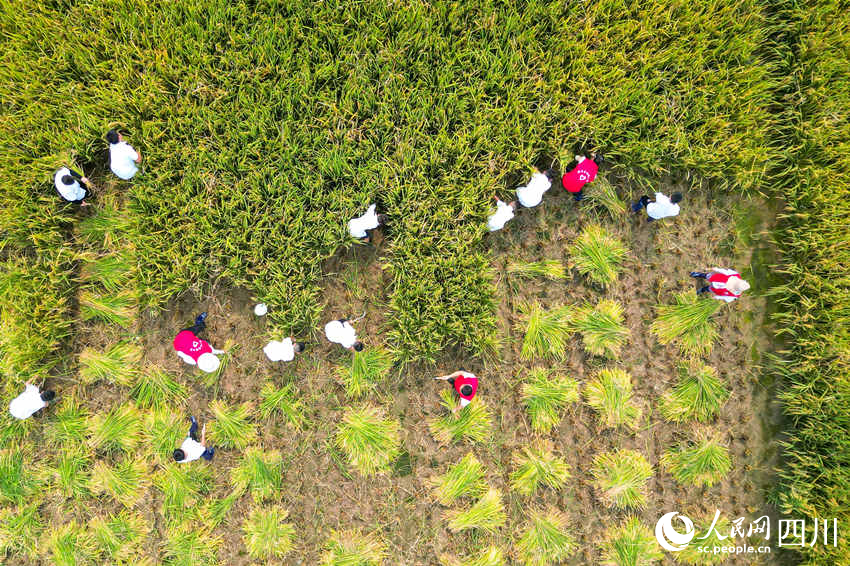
(197, 352, 221, 373)
(254, 303, 268, 316)
(727, 278, 751, 295)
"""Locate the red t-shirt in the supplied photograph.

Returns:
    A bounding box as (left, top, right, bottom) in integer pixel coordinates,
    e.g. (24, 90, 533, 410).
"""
(173, 330, 212, 362)
(561, 159, 598, 193)
(452, 372, 479, 401)
(708, 271, 743, 298)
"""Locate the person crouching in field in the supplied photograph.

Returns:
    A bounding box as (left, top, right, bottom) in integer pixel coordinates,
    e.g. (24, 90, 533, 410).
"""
(106, 129, 141, 180)
(690, 268, 750, 302)
(9, 382, 55, 420)
(434, 370, 479, 414)
(562, 153, 602, 201)
(487, 196, 516, 232)
(54, 166, 91, 206)
(263, 336, 305, 362)
(631, 191, 682, 221)
(348, 204, 388, 244)
(173, 312, 225, 373)
(324, 316, 364, 352)
(515, 168, 557, 208)
(174, 416, 214, 463)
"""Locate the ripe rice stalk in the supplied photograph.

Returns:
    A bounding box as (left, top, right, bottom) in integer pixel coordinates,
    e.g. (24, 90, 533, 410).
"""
(440, 546, 505, 566)
(79, 342, 142, 386)
(599, 517, 662, 566)
(429, 389, 493, 445)
(44, 398, 89, 448)
(86, 404, 144, 454)
(336, 406, 401, 476)
(258, 382, 306, 429)
(570, 300, 630, 358)
(510, 445, 571, 497)
(507, 260, 567, 280)
(132, 366, 187, 409)
(230, 447, 284, 504)
(155, 463, 214, 523)
(146, 409, 185, 464)
(200, 340, 239, 388)
(76, 197, 132, 249)
(521, 368, 580, 434)
(445, 488, 507, 533)
(52, 450, 91, 500)
(429, 452, 487, 505)
(241, 505, 295, 561)
(568, 225, 628, 287)
(79, 289, 136, 327)
(584, 368, 643, 429)
(517, 302, 573, 361)
(89, 458, 148, 507)
(0, 503, 43, 560)
(79, 252, 134, 294)
(89, 510, 149, 564)
(515, 509, 577, 566)
(661, 432, 732, 488)
(46, 521, 97, 566)
(208, 400, 257, 450)
(582, 174, 627, 221)
(205, 491, 240, 529)
(321, 530, 386, 566)
(338, 347, 393, 398)
(591, 449, 653, 510)
(660, 363, 730, 422)
(651, 292, 722, 357)
(674, 514, 732, 565)
(163, 523, 222, 566)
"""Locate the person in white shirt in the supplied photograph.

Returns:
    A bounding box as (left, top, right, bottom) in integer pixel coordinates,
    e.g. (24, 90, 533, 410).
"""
(631, 192, 682, 221)
(106, 129, 141, 180)
(515, 169, 556, 208)
(487, 197, 516, 232)
(173, 416, 214, 463)
(324, 317, 363, 351)
(348, 204, 388, 243)
(263, 337, 305, 362)
(9, 383, 55, 420)
(53, 166, 91, 205)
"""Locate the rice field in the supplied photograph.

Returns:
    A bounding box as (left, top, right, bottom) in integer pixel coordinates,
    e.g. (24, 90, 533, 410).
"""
(0, 0, 846, 565)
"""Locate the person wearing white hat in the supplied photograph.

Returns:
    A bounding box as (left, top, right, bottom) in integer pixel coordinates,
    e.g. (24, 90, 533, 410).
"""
(324, 317, 363, 351)
(690, 268, 751, 302)
(263, 337, 305, 362)
(172, 313, 225, 373)
(348, 204, 388, 243)
(487, 196, 516, 232)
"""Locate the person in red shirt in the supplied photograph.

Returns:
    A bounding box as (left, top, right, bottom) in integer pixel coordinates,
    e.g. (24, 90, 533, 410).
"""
(173, 312, 225, 373)
(561, 153, 603, 201)
(434, 370, 479, 414)
(689, 268, 751, 303)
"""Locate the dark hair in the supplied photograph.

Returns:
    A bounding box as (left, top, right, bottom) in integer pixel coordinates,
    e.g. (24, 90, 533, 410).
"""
(353, 341, 364, 352)
(377, 214, 389, 225)
(671, 192, 683, 204)
(61, 175, 75, 185)
(460, 385, 473, 396)
(105, 129, 120, 144)
(294, 342, 305, 353)
(173, 449, 185, 461)
(593, 153, 604, 165)
(543, 168, 558, 181)
(41, 390, 56, 402)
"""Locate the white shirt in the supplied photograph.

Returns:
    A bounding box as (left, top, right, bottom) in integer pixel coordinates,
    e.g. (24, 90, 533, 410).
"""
(177, 436, 206, 463)
(54, 167, 86, 202)
(324, 320, 357, 348)
(348, 204, 380, 238)
(109, 141, 139, 179)
(487, 200, 515, 231)
(515, 173, 551, 208)
(9, 384, 46, 420)
(646, 192, 680, 220)
(264, 338, 295, 362)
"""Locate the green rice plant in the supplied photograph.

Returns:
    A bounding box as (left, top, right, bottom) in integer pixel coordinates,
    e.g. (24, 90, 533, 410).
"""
(584, 368, 643, 429)
(570, 300, 630, 358)
(591, 449, 653, 509)
(155, 464, 214, 522)
(441, 546, 505, 566)
(582, 174, 628, 221)
(200, 340, 240, 388)
(163, 523, 222, 566)
(79, 342, 141, 386)
(80, 252, 134, 294)
(45, 521, 97, 566)
(131, 366, 186, 409)
(429, 389, 493, 444)
(660, 363, 730, 423)
(208, 400, 257, 449)
(77, 197, 132, 248)
(0, 413, 32, 449)
(521, 368, 580, 433)
(86, 404, 144, 453)
(241, 505, 296, 561)
(336, 406, 401, 475)
(147, 409, 185, 463)
(517, 303, 573, 361)
(515, 509, 577, 566)
(507, 260, 567, 280)
(0, 503, 43, 560)
(258, 382, 306, 429)
(230, 447, 284, 503)
(322, 530, 386, 566)
(429, 452, 487, 505)
(51, 450, 91, 500)
(651, 292, 722, 357)
(446, 488, 507, 533)
(44, 398, 89, 447)
(89, 457, 148, 507)
(510, 445, 571, 497)
(568, 225, 628, 287)
(79, 290, 136, 327)
(0, 449, 41, 503)
(89, 510, 149, 564)
(599, 517, 662, 566)
(205, 491, 240, 528)
(338, 347, 393, 398)
(674, 514, 732, 565)
(661, 432, 732, 488)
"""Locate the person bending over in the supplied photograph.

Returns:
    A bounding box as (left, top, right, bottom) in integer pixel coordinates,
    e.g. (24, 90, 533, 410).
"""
(173, 312, 225, 373)
(173, 416, 214, 463)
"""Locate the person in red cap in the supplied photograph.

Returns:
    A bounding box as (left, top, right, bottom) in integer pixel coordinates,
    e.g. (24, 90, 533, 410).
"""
(173, 312, 225, 373)
(434, 370, 479, 414)
(561, 153, 603, 201)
